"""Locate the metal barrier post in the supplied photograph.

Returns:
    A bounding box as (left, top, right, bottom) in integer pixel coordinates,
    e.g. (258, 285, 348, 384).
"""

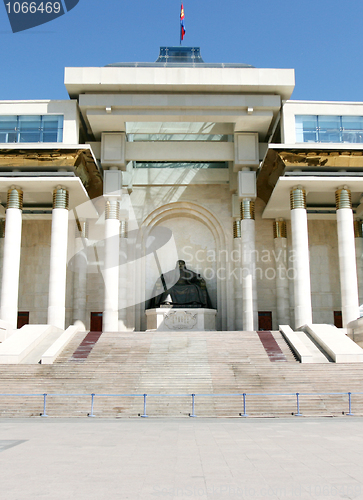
(295, 392, 302, 416)
(189, 394, 196, 417)
(141, 394, 148, 417)
(347, 392, 353, 416)
(88, 393, 95, 417)
(41, 393, 48, 417)
(239, 393, 248, 417)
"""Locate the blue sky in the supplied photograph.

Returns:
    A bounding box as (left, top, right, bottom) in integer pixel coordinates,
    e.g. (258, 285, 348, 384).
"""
(0, 0, 362, 102)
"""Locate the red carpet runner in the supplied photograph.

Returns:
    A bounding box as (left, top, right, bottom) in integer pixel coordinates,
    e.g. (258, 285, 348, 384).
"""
(257, 331, 287, 362)
(69, 331, 102, 361)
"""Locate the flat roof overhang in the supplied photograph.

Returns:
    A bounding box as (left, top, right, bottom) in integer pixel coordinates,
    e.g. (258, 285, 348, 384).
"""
(0, 144, 102, 200)
(261, 176, 363, 220)
(258, 144, 363, 202)
(65, 67, 295, 100)
(79, 93, 282, 141)
(0, 176, 92, 212)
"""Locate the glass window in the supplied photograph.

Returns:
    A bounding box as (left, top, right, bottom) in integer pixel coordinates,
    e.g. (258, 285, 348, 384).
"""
(134, 162, 228, 168)
(295, 115, 318, 143)
(341, 116, 363, 143)
(0, 115, 63, 143)
(0, 116, 17, 130)
(18, 116, 41, 130)
(295, 114, 363, 144)
(128, 133, 232, 142)
(317, 116, 341, 143)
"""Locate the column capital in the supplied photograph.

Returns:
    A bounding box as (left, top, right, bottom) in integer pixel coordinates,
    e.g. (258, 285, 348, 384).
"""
(273, 219, 287, 239)
(53, 186, 69, 210)
(240, 198, 255, 220)
(7, 187, 23, 210)
(335, 187, 352, 210)
(76, 219, 89, 238)
(354, 219, 363, 238)
(290, 186, 306, 210)
(233, 220, 241, 238)
(120, 219, 128, 238)
(105, 198, 120, 220)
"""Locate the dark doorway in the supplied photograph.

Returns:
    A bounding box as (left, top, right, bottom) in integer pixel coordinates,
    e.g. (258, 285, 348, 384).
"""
(334, 311, 343, 328)
(17, 311, 29, 329)
(90, 312, 103, 332)
(258, 311, 272, 331)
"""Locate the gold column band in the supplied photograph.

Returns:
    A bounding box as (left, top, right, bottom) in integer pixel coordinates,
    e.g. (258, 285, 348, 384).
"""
(240, 199, 255, 220)
(53, 187, 69, 209)
(354, 220, 363, 238)
(335, 188, 352, 210)
(7, 188, 23, 210)
(120, 220, 128, 238)
(290, 187, 306, 210)
(76, 219, 89, 238)
(105, 199, 120, 220)
(273, 219, 287, 239)
(233, 220, 241, 239)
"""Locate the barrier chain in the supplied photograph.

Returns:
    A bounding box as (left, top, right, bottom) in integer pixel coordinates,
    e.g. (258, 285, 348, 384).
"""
(0, 391, 361, 418)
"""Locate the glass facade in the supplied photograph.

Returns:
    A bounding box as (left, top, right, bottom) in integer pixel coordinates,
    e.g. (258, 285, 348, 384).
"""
(128, 134, 232, 142)
(134, 162, 228, 169)
(296, 115, 363, 143)
(0, 115, 63, 143)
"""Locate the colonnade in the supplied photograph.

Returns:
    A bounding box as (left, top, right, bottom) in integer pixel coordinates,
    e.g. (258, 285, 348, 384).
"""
(0, 186, 70, 330)
(233, 185, 360, 330)
(0, 183, 361, 332)
(0, 187, 128, 332)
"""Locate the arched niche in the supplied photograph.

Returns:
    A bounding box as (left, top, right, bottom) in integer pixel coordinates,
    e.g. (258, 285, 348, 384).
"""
(134, 202, 233, 331)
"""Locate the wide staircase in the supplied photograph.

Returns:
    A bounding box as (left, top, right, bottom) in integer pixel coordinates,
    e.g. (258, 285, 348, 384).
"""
(0, 330, 363, 417)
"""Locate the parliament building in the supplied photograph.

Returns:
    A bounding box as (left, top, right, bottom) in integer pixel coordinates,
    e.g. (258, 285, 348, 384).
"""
(1, 46, 363, 366)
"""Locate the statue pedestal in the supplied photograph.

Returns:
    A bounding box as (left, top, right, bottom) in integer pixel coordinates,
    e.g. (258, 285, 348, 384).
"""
(146, 308, 217, 332)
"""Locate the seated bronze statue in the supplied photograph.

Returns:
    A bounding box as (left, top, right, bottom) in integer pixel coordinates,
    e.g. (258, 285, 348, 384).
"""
(148, 260, 212, 309)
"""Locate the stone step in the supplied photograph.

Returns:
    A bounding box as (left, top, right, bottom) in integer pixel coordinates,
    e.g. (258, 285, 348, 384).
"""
(1, 330, 363, 417)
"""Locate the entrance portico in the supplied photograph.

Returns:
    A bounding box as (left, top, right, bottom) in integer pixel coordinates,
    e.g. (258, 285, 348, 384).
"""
(259, 145, 363, 328)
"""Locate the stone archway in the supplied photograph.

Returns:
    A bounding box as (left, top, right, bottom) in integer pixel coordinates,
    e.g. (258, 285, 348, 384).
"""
(134, 202, 233, 331)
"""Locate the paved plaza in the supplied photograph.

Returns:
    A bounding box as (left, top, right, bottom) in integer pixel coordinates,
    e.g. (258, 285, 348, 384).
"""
(0, 418, 363, 499)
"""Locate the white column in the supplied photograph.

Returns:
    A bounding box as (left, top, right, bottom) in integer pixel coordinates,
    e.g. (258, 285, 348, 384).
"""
(118, 219, 128, 331)
(354, 220, 363, 307)
(72, 219, 88, 328)
(0, 188, 23, 328)
(290, 186, 312, 328)
(47, 187, 69, 330)
(103, 198, 120, 332)
(336, 188, 359, 327)
(233, 220, 243, 330)
(273, 219, 291, 326)
(241, 198, 257, 331)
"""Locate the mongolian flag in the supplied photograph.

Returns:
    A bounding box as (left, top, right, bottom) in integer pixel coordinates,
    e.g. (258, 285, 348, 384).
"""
(180, 3, 186, 42)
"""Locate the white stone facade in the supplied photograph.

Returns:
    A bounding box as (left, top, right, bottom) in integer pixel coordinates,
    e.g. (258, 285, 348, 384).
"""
(1, 47, 362, 332)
